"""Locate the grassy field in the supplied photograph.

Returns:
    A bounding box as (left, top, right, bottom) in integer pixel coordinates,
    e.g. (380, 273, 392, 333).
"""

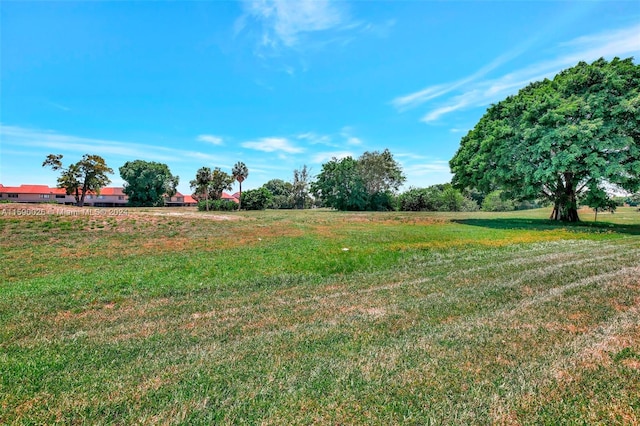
(1, 204, 639, 424)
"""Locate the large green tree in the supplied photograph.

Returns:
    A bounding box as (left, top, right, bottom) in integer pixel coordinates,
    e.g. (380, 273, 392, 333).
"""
(358, 149, 405, 195)
(232, 161, 249, 210)
(262, 179, 294, 209)
(312, 150, 405, 211)
(119, 160, 179, 207)
(312, 156, 367, 211)
(43, 154, 113, 207)
(450, 57, 640, 222)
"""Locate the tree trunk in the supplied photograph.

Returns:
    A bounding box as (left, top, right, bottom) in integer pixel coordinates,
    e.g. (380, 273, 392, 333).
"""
(549, 205, 580, 222)
(549, 203, 580, 222)
(238, 182, 242, 210)
(549, 176, 580, 222)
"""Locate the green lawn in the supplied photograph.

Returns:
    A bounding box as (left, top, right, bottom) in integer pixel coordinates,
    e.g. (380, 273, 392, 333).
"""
(1, 205, 639, 424)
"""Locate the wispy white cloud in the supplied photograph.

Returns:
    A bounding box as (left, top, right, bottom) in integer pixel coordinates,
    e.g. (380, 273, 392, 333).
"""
(196, 134, 224, 145)
(311, 151, 354, 164)
(47, 101, 71, 112)
(403, 160, 451, 176)
(297, 129, 365, 148)
(346, 136, 362, 146)
(240, 0, 346, 48)
(422, 95, 475, 123)
(296, 132, 334, 146)
(395, 23, 640, 123)
(392, 83, 453, 112)
(340, 126, 363, 146)
(392, 33, 539, 112)
(358, 19, 396, 39)
(241, 136, 304, 154)
(0, 125, 220, 164)
(395, 152, 429, 161)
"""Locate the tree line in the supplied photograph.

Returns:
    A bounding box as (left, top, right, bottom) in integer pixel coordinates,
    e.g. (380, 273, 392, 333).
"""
(42, 57, 639, 218)
(42, 148, 637, 214)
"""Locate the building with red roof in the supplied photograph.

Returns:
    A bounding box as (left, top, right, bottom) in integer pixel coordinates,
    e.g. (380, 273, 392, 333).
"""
(221, 192, 240, 204)
(0, 184, 76, 204)
(0, 184, 197, 207)
(164, 191, 197, 207)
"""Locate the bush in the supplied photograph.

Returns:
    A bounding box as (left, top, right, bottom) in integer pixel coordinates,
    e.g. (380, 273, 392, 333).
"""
(241, 188, 273, 210)
(197, 199, 237, 211)
(514, 199, 546, 210)
(612, 196, 627, 207)
(398, 187, 439, 211)
(460, 197, 480, 212)
(481, 191, 515, 212)
(398, 184, 478, 212)
(370, 191, 397, 211)
(268, 194, 294, 209)
(626, 196, 640, 207)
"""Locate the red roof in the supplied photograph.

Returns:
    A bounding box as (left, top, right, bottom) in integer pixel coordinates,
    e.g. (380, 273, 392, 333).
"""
(0, 184, 67, 195)
(0, 184, 126, 196)
(99, 187, 126, 196)
(0, 184, 202, 205)
(221, 192, 240, 203)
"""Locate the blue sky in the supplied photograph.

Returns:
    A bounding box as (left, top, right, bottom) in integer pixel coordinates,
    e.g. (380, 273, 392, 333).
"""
(1, 1, 639, 195)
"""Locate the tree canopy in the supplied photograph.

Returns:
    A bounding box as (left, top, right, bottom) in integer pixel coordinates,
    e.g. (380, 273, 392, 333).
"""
(43, 154, 113, 207)
(119, 160, 179, 207)
(312, 149, 405, 211)
(262, 179, 294, 209)
(450, 57, 640, 222)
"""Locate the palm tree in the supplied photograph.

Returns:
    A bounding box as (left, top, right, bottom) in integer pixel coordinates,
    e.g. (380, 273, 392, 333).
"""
(191, 167, 212, 211)
(232, 161, 249, 210)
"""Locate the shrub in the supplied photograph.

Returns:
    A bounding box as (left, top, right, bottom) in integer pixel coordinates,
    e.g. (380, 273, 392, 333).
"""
(460, 197, 480, 212)
(398, 184, 478, 212)
(370, 191, 397, 211)
(197, 199, 237, 211)
(481, 191, 515, 212)
(241, 188, 273, 210)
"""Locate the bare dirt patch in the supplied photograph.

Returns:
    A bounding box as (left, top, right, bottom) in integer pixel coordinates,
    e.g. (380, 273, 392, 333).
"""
(143, 211, 241, 221)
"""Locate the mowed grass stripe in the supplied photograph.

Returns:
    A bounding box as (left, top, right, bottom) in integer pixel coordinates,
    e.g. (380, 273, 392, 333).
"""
(4, 239, 637, 350)
(3, 240, 638, 354)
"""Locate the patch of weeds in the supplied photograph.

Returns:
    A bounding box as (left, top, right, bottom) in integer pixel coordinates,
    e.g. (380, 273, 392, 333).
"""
(612, 347, 640, 363)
